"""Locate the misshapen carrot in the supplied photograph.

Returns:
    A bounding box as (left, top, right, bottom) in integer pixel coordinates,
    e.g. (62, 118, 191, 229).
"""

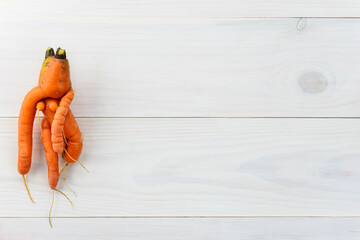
(18, 48, 71, 176)
(51, 89, 74, 153)
(19, 48, 80, 224)
(41, 98, 78, 227)
(43, 98, 83, 163)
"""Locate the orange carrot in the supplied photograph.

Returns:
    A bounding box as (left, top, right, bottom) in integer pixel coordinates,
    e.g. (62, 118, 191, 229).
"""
(43, 98, 83, 163)
(39, 48, 71, 99)
(51, 89, 74, 153)
(18, 47, 82, 220)
(18, 47, 70, 176)
(41, 117, 59, 189)
(18, 86, 47, 175)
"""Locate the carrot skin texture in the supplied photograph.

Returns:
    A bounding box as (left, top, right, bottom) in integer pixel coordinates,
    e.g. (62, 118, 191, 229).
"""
(63, 110, 83, 163)
(39, 58, 71, 99)
(51, 89, 74, 153)
(43, 98, 83, 163)
(18, 86, 47, 175)
(41, 117, 59, 189)
(48, 101, 59, 112)
(36, 101, 45, 111)
(37, 56, 53, 86)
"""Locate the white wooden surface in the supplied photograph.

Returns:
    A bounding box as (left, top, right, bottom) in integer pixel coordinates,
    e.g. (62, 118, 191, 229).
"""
(2, 118, 360, 217)
(1, 0, 360, 17)
(2, 0, 360, 239)
(2, 18, 360, 117)
(1, 218, 360, 240)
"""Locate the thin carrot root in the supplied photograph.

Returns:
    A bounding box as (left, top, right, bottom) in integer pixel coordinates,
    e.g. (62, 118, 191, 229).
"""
(62, 160, 66, 188)
(63, 130, 68, 146)
(64, 148, 89, 173)
(60, 160, 77, 197)
(49, 189, 54, 228)
(55, 189, 74, 209)
(67, 141, 82, 145)
(22, 175, 35, 203)
(59, 162, 69, 175)
(64, 181, 78, 197)
(36, 109, 42, 137)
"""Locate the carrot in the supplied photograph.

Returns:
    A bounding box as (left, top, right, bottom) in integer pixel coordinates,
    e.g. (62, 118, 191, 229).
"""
(51, 89, 74, 153)
(18, 47, 70, 176)
(19, 48, 81, 225)
(43, 98, 83, 164)
(18, 86, 48, 176)
(41, 117, 59, 189)
(39, 48, 71, 98)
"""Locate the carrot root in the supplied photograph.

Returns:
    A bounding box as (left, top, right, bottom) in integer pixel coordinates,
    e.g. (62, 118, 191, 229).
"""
(67, 141, 82, 145)
(63, 129, 68, 146)
(61, 160, 65, 188)
(36, 109, 42, 137)
(59, 160, 77, 197)
(59, 162, 69, 175)
(64, 181, 77, 197)
(49, 189, 54, 228)
(64, 148, 89, 173)
(55, 189, 74, 209)
(22, 175, 34, 203)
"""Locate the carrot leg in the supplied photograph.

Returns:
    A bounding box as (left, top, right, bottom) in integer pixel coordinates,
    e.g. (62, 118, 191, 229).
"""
(18, 86, 47, 175)
(43, 98, 82, 163)
(63, 110, 83, 163)
(41, 117, 59, 189)
(51, 89, 74, 153)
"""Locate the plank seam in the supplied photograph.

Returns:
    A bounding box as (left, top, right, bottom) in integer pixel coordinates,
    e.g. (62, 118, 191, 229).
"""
(3, 216, 360, 219)
(3, 117, 360, 119)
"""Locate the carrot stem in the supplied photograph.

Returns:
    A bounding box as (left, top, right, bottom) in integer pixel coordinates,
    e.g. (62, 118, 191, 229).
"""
(49, 189, 54, 228)
(22, 175, 34, 203)
(64, 148, 89, 173)
(55, 189, 74, 209)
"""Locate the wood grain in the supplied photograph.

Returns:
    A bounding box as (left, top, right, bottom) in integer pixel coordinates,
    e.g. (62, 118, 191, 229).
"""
(3, 118, 360, 217)
(1, 217, 360, 239)
(2, 18, 360, 117)
(1, 0, 360, 17)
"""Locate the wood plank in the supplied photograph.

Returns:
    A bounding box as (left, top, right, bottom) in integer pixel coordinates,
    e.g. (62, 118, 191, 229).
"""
(3, 18, 360, 117)
(1, 0, 360, 17)
(1, 217, 360, 239)
(2, 118, 360, 217)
